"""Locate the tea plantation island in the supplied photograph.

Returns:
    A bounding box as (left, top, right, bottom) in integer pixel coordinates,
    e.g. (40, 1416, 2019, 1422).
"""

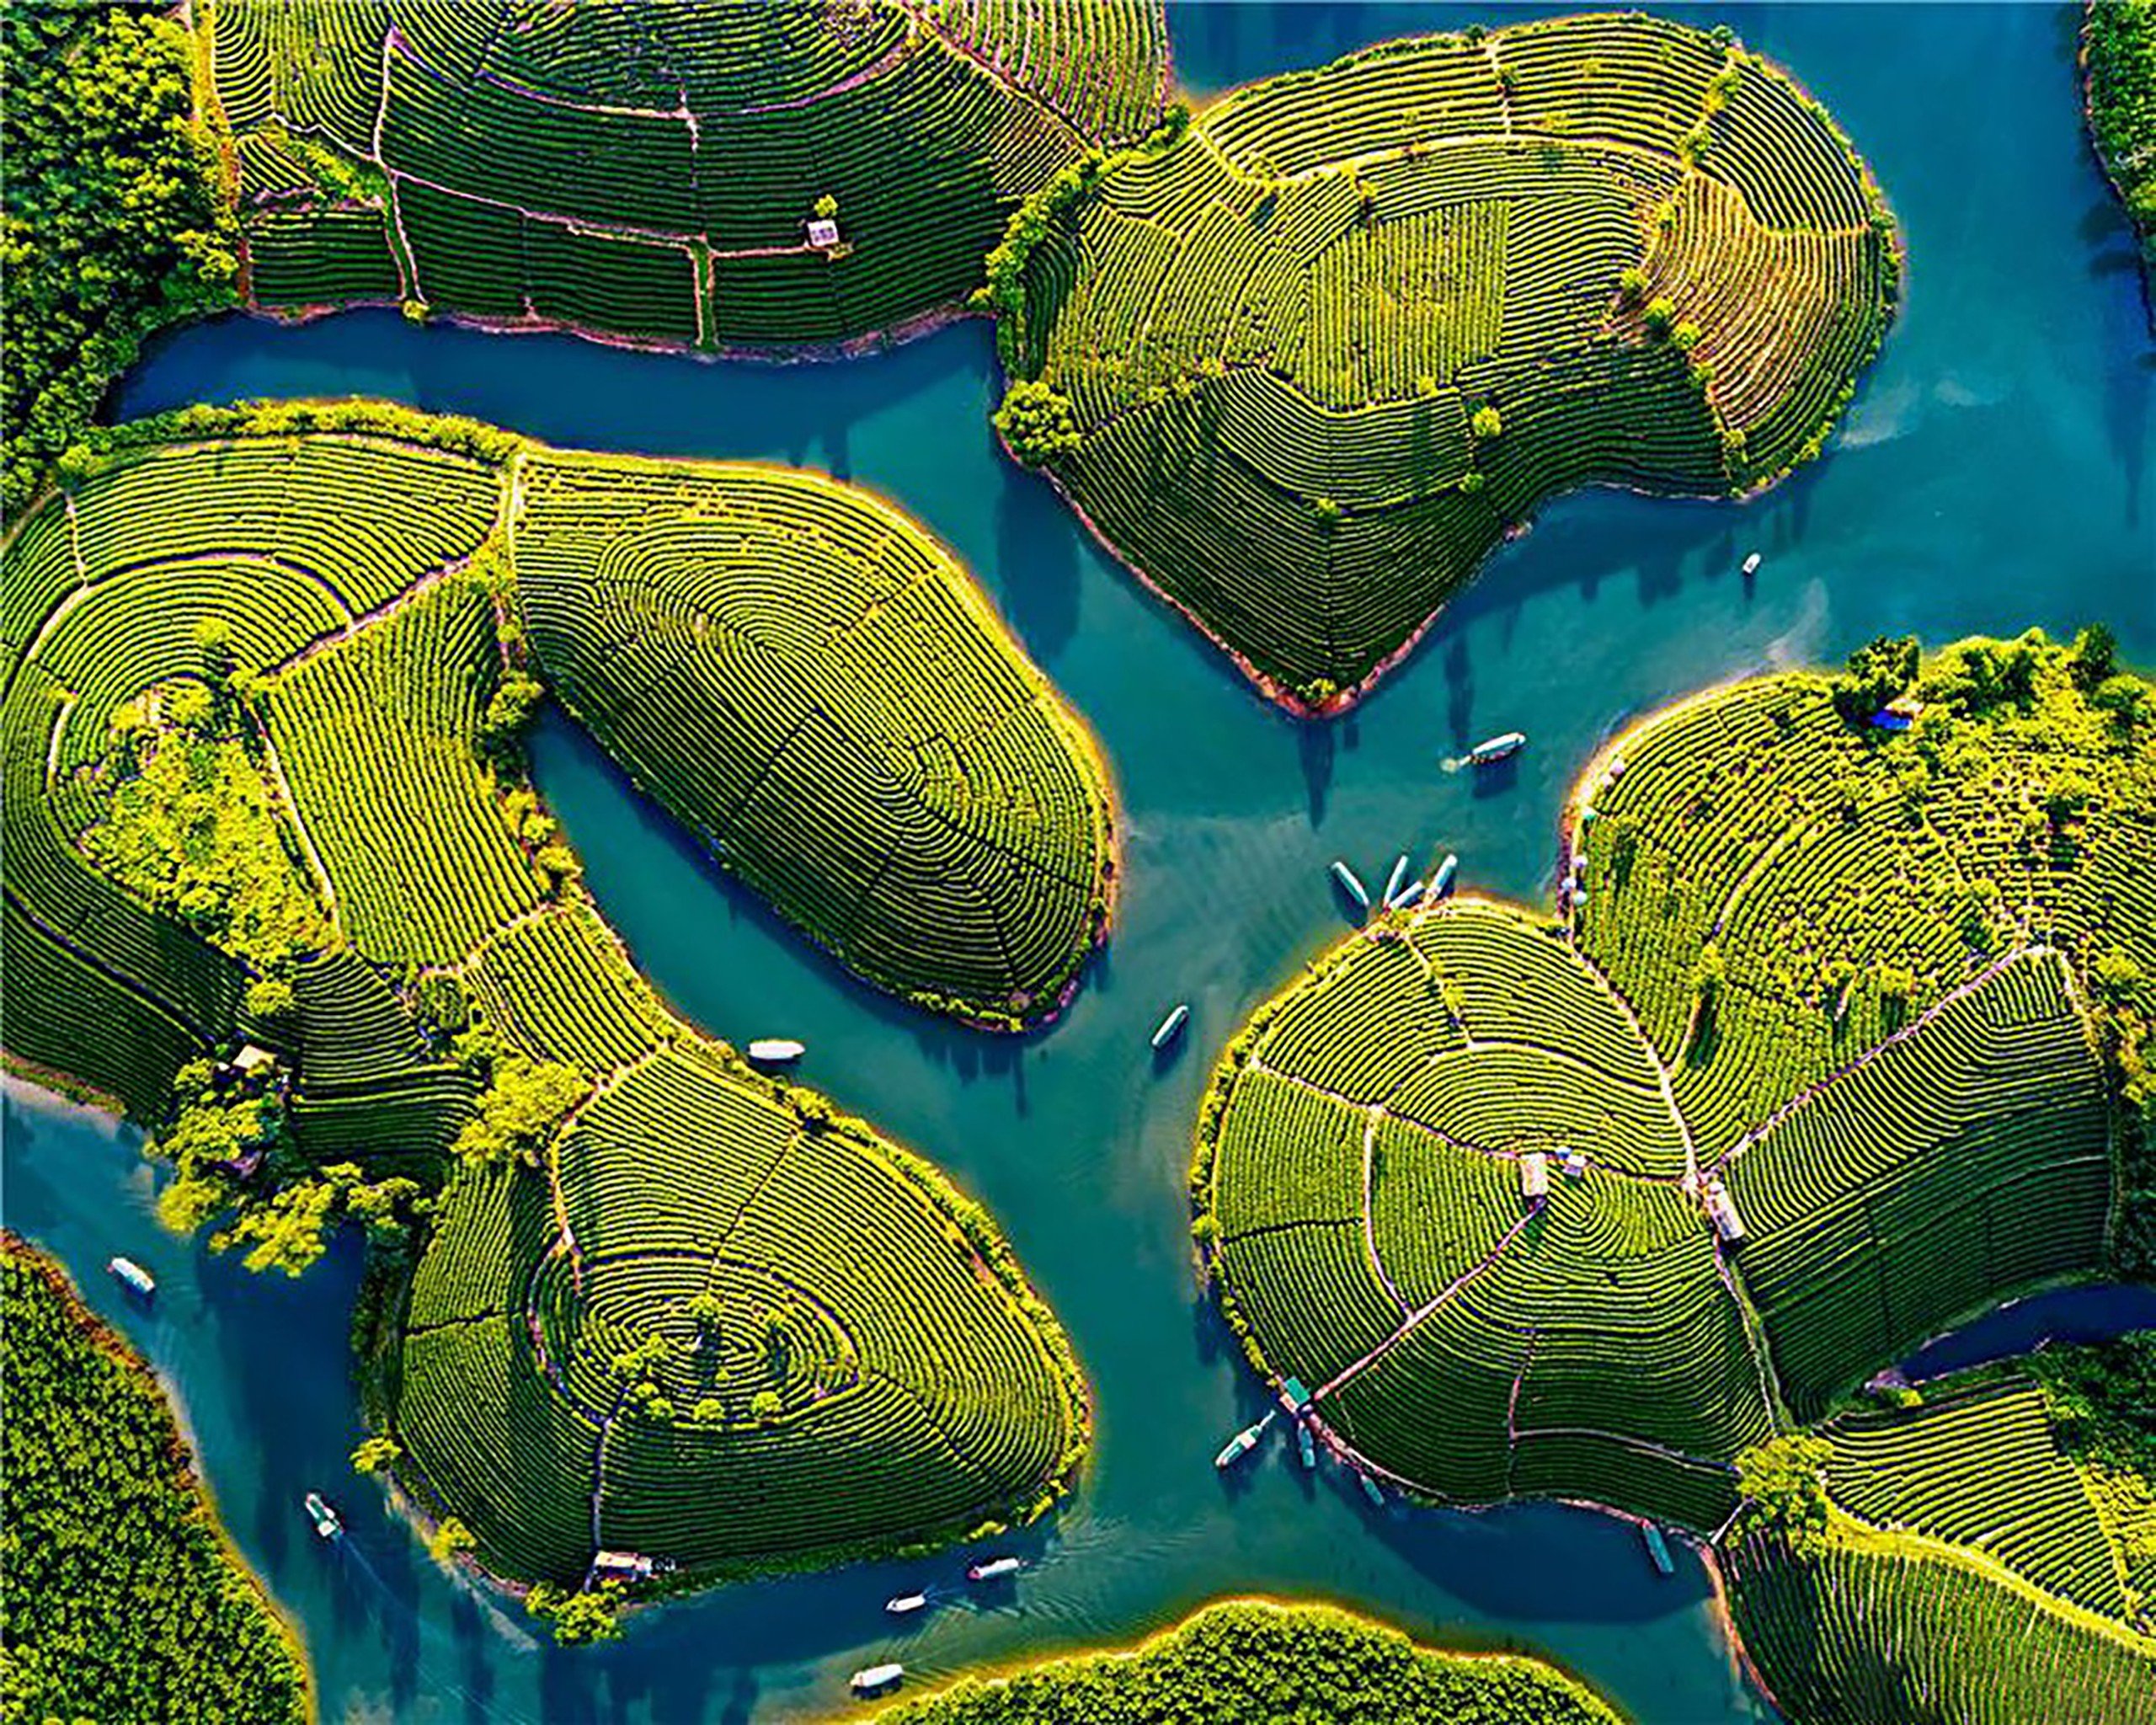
(1197, 630, 2156, 1719)
(5, 0, 2153, 1720)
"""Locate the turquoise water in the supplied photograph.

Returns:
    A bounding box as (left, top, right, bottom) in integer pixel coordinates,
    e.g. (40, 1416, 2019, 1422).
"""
(8, 3, 2152, 1720)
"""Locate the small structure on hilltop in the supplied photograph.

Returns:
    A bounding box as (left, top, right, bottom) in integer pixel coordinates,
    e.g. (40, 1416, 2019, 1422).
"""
(590, 1549, 655, 1585)
(806, 216, 842, 251)
(1702, 1178, 1746, 1244)
(230, 1044, 280, 1081)
(1520, 1151, 1550, 1204)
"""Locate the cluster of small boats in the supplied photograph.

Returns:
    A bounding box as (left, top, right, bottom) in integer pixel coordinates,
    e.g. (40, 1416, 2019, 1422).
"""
(1330, 846, 1460, 920)
(852, 1555, 1027, 1695)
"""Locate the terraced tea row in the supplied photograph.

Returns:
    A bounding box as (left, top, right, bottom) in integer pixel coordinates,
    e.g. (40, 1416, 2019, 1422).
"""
(995, 12, 1897, 707)
(0, 407, 1096, 1592)
(1198, 638, 2149, 1541)
(208, 0, 1167, 350)
(514, 449, 1113, 1023)
(1724, 1364, 2156, 1722)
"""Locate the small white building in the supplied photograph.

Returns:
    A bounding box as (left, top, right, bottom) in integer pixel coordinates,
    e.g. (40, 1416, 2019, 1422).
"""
(1703, 1179, 1746, 1244)
(232, 1044, 280, 1079)
(1519, 1151, 1550, 1203)
(590, 1549, 655, 1583)
(806, 217, 842, 250)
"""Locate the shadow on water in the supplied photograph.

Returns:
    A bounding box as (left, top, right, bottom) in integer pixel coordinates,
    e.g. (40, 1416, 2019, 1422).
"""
(993, 464, 1082, 667)
(526, 709, 1056, 1095)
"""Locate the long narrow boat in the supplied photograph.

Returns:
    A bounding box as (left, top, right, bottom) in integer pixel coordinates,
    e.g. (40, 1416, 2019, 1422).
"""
(1150, 1003, 1190, 1050)
(1431, 853, 1460, 898)
(1358, 1472, 1385, 1508)
(1380, 855, 1409, 906)
(966, 1555, 1022, 1583)
(1641, 1521, 1675, 1576)
(1297, 1422, 1316, 1469)
(1389, 879, 1425, 911)
(885, 1592, 929, 1616)
(746, 1038, 804, 1065)
(1467, 731, 1527, 765)
(1214, 1413, 1272, 1469)
(107, 1256, 155, 1298)
(851, 1664, 905, 1696)
(1329, 860, 1369, 910)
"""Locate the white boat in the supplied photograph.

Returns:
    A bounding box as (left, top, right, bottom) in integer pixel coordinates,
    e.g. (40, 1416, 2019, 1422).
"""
(1389, 879, 1425, 911)
(107, 1256, 155, 1298)
(1297, 1422, 1316, 1469)
(966, 1555, 1022, 1583)
(303, 1492, 343, 1541)
(885, 1592, 929, 1616)
(851, 1663, 905, 1696)
(1380, 855, 1409, 906)
(1329, 860, 1369, 910)
(746, 1039, 804, 1065)
(1150, 1003, 1190, 1051)
(1214, 1414, 1271, 1469)
(1467, 731, 1527, 766)
(1431, 853, 1460, 898)
(1741, 552, 1763, 577)
(1359, 1473, 1385, 1508)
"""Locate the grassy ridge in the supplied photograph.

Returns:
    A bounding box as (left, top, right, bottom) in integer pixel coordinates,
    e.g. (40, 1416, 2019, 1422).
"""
(0, 1234, 312, 1722)
(868, 1598, 1622, 1724)
(998, 13, 1898, 708)
(205, 0, 1167, 351)
(0, 402, 1094, 1595)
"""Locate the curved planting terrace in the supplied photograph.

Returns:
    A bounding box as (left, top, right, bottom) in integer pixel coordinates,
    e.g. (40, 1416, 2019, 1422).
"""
(994, 12, 1900, 708)
(0, 403, 1093, 1591)
(1196, 634, 2153, 1548)
(1724, 1359, 2156, 1722)
(206, 0, 1169, 350)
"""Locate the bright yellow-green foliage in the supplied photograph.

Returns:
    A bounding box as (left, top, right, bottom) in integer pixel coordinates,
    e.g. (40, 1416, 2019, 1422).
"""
(0, 1236, 310, 1724)
(1, 3, 237, 515)
(205, 0, 1167, 348)
(81, 694, 331, 977)
(1000, 13, 1897, 706)
(871, 1599, 1623, 1725)
(0, 403, 1091, 1593)
(1725, 1361, 2156, 1725)
(1195, 635, 2149, 1535)
(513, 448, 1115, 1027)
(2085, 0, 2156, 306)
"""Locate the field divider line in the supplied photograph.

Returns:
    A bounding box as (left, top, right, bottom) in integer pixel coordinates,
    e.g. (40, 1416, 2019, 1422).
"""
(1316, 1206, 1538, 1402)
(1508, 1423, 1737, 1475)
(252, 724, 339, 927)
(1704, 944, 2036, 1181)
(3, 881, 221, 1044)
(1361, 1105, 1410, 1317)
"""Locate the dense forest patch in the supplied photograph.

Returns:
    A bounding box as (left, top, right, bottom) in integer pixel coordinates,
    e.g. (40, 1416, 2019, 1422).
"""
(992, 13, 1898, 708)
(0, 403, 1094, 1603)
(0, 1234, 312, 1722)
(869, 1597, 1622, 1724)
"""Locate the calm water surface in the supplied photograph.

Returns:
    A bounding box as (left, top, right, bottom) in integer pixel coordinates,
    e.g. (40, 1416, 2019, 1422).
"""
(8, 4, 2152, 1721)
